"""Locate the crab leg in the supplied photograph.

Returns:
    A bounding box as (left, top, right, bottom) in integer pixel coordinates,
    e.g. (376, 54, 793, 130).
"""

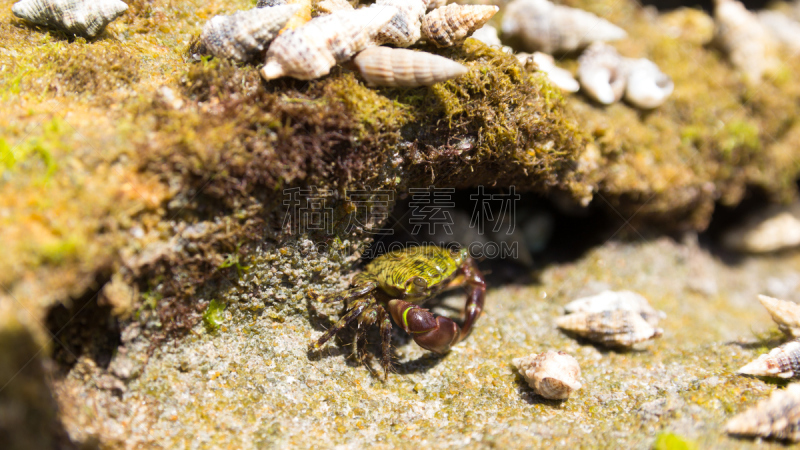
(311, 297, 373, 351)
(309, 282, 377, 303)
(387, 300, 460, 354)
(378, 307, 393, 379)
(458, 257, 486, 341)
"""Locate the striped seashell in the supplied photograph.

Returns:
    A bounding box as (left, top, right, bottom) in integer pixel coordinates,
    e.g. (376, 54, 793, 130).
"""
(353, 46, 467, 87)
(513, 351, 582, 400)
(556, 309, 663, 347)
(261, 6, 396, 80)
(623, 58, 674, 109)
(739, 340, 800, 379)
(759, 295, 800, 338)
(421, 4, 498, 47)
(370, 0, 426, 48)
(501, 0, 626, 54)
(314, 0, 354, 16)
(726, 382, 800, 442)
(577, 42, 626, 105)
(518, 52, 579, 93)
(563, 290, 665, 327)
(257, 0, 311, 29)
(200, 6, 300, 63)
(12, 0, 128, 38)
(713, 0, 779, 82)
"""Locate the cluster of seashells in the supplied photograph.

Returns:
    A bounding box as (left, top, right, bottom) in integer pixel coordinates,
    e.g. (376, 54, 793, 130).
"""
(513, 350, 582, 400)
(555, 290, 665, 347)
(726, 294, 800, 441)
(495, 0, 673, 109)
(197, 0, 498, 87)
(11, 0, 128, 38)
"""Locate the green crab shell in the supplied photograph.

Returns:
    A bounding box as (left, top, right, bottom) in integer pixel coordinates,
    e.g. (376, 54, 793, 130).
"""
(355, 245, 469, 302)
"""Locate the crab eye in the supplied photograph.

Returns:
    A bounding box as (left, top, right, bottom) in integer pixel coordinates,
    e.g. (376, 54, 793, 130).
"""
(407, 276, 428, 295)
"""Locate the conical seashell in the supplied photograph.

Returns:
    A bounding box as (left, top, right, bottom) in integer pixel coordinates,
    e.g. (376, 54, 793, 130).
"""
(257, 0, 311, 29)
(713, 0, 780, 82)
(12, 0, 128, 38)
(261, 6, 396, 80)
(354, 46, 467, 87)
(757, 10, 800, 54)
(314, 0, 353, 16)
(577, 42, 626, 105)
(518, 52, 579, 93)
(513, 351, 582, 400)
(257, 0, 288, 6)
(421, 4, 498, 47)
(759, 295, 800, 338)
(471, 24, 502, 47)
(726, 382, 800, 441)
(425, 0, 446, 11)
(563, 290, 665, 327)
(623, 58, 674, 109)
(501, 0, 627, 54)
(739, 340, 800, 379)
(556, 309, 663, 347)
(200, 6, 300, 63)
(722, 203, 800, 253)
(371, 0, 426, 48)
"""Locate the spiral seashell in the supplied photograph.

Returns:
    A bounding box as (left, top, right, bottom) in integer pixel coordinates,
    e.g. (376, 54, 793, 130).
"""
(577, 42, 626, 105)
(518, 52, 579, 93)
(563, 290, 665, 327)
(759, 295, 800, 338)
(424, 0, 446, 11)
(471, 25, 502, 48)
(314, 0, 353, 16)
(12, 0, 128, 38)
(623, 58, 674, 109)
(200, 6, 300, 63)
(261, 6, 396, 80)
(353, 46, 467, 87)
(713, 0, 779, 82)
(726, 382, 800, 442)
(421, 4, 498, 48)
(556, 309, 663, 347)
(501, 0, 627, 54)
(257, 0, 288, 6)
(371, 0, 426, 48)
(722, 203, 800, 253)
(513, 351, 582, 400)
(739, 340, 800, 379)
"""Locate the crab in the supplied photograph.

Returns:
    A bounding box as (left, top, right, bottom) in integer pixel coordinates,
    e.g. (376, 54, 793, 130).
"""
(309, 244, 486, 378)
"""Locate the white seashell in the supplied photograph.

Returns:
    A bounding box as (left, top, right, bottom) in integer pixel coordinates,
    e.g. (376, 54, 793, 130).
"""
(12, 0, 128, 38)
(471, 25, 502, 48)
(421, 4, 498, 47)
(257, 0, 288, 6)
(713, 0, 779, 82)
(513, 351, 582, 400)
(739, 340, 800, 379)
(314, 0, 353, 16)
(353, 46, 467, 87)
(563, 290, 665, 327)
(200, 6, 300, 63)
(518, 52, 579, 93)
(371, 0, 426, 48)
(424, 0, 446, 11)
(758, 295, 800, 338)
(556, 309, 663, 347)
(726, 382, 800, 441)
(261, 6, 396, 80)
(623, 58, 674, 109)
(501, 0, 627, 54)
(757, 10, 800, 53)
(577, 42, 626, 105)
(722, 203, 800, 253)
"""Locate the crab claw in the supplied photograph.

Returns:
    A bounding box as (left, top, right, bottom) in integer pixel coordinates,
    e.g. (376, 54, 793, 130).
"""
(387, 300, 460, 354)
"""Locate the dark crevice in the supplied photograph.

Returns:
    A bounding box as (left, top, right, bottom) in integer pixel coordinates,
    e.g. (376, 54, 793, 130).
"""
(44, 273, 120, 375)
(636, 0, 772, 12)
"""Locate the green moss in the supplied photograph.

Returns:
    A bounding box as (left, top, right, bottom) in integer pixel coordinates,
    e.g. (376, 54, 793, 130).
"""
(203, 299, 226, 331)
(653, 432, 698, 450)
